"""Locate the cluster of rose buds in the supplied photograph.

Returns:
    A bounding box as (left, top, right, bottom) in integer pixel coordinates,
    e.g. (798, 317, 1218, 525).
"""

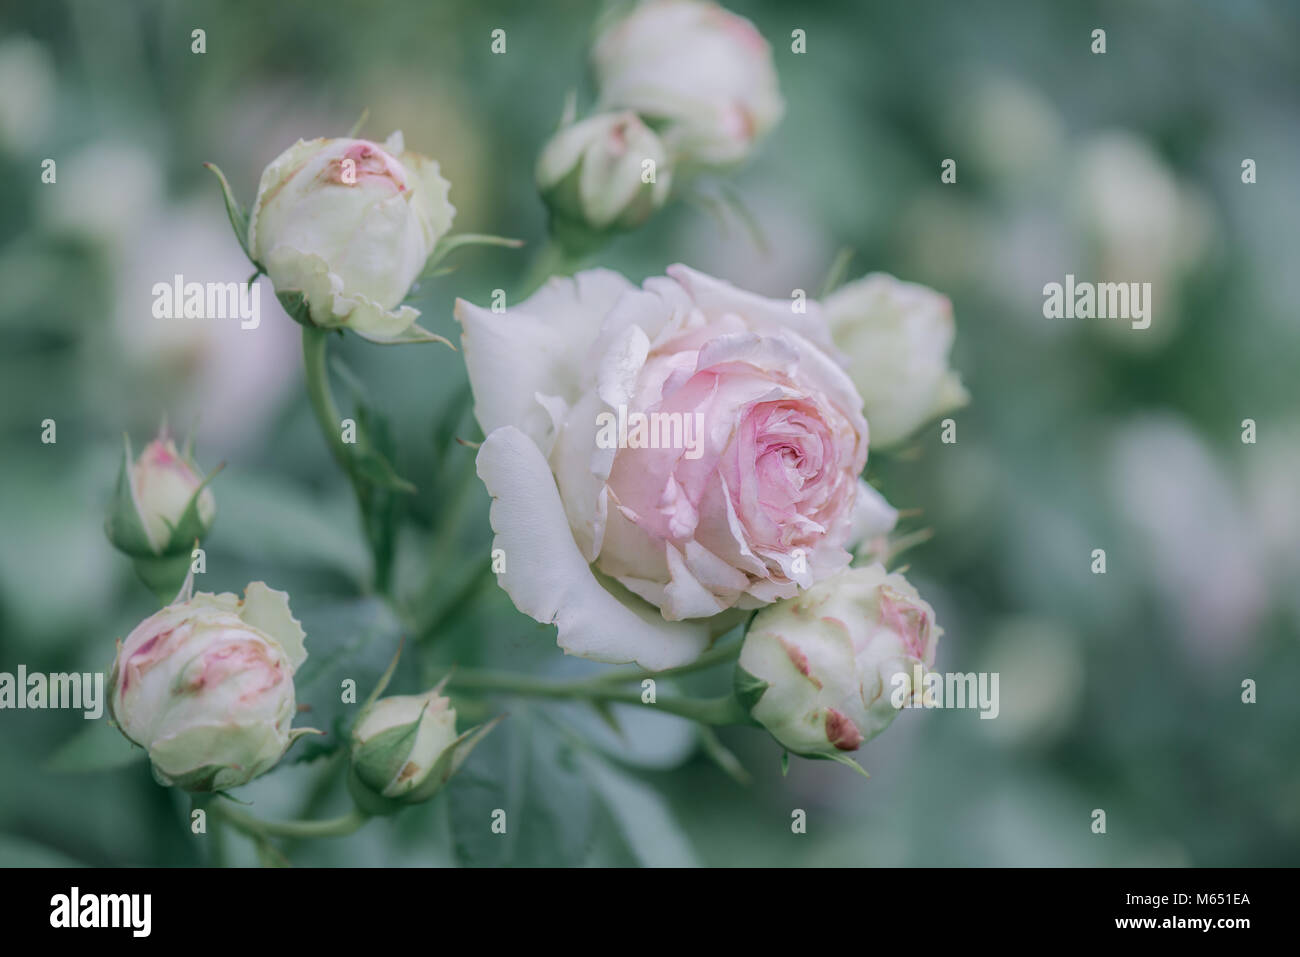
(536, 0, 783, 250)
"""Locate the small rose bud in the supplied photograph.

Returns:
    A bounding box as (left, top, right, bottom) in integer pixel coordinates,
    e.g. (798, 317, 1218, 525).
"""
(537, 111, 671, 248)
(108, 580, 313, 791)
(105, 428, 217, 599)
(823, 273, 969, 449)
(247, 131, 455, 344)
(592, 0, 784, 167)
(348, 685, 495, 815)
(736, 564, 942, 760)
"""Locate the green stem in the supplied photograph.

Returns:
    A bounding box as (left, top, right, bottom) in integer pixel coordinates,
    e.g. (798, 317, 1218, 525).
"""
(302, 326, 354, 478)
(211, 802, 369, 841)
(302, 325, 394, 593)
(518, 239, 569, 298)
(446, 669, 748, 726)
(419, 552, 494, 642)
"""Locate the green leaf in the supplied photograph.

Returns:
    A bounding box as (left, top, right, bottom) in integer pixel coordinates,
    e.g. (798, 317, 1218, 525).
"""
(207, 471, 369, 581)
(44, 721, 144, 774)
(288, 596, 404, 762)
(203, 162, 254, 265)
(578, 751, 699, 867)
(447, 708, 594, 866)
(0, 834, 86, 867)
(549, 694, 697, 770)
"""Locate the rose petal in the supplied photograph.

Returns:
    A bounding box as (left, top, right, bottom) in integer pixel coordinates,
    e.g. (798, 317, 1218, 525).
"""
(476, 426, 712, 669)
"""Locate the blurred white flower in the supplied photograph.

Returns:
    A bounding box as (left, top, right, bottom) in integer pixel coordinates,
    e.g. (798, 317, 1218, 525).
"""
(39, 139, 165, 250)
(976, 617, 1082, 749)
(1109, 416, 1265, 661)
(0, 35, 55, 154)
(950, 73, 1066, 185)
(592, 0, 783, 167)
(103, 197, 301, 454)
(1069, 132, 1215, 347)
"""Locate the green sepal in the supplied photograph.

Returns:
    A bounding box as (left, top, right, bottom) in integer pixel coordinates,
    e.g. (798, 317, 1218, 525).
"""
(350, 711, 427, 796)
(203, 162, 256, 266)
(405, 716, 502, 804)
(419, 232, 524, 280)
(131, 551, 196, 607)
(159, 462, 222, 555)
(104, 433, 154, 558)
(733, 663, 771, 717)
(352, 320, 453, 348)
(810, 750, 871, 779)
(276, 289, 314, 328)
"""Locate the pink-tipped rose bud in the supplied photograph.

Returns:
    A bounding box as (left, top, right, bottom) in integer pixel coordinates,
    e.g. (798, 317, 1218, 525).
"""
(736, 563, 942, 759)
(247, 130, 456, 344)
(105, 427, 217, 600)
(108, 581, 312, 791)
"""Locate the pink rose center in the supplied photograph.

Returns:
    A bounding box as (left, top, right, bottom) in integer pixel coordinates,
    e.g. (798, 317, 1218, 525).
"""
(324, 142, 406, 190)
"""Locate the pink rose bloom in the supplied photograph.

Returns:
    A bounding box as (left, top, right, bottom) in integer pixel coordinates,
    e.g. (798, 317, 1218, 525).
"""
(455, 266, 896, 669)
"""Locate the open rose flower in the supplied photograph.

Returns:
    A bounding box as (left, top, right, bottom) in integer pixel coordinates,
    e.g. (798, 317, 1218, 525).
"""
(591, 0, 784, 167)
(455, 266, 895, 670)
(247, 130, 455, 344)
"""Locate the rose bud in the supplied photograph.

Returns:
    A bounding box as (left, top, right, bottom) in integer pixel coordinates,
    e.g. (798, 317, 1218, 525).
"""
(247, 130, 456, 344)
(536, 111, 672, 251)
(105, 427, 218, 600)
(736, 563, 942, 764)
(823, 273, 969, 449)
(348, 684, 496, 815)
(108, 579, 314, 791)
(592, 0, 784, 167)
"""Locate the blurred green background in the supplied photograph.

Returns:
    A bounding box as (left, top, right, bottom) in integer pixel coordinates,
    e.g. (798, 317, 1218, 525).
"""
(1, 0, 1297, 867)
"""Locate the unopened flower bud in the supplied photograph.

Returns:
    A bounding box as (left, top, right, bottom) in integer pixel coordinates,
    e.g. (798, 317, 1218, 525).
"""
(105, 428, 217, 599)
(537, 111, 671, 249)
(247, 131, 455, 344)
(736, 564, 942, 761)
(348, 685, 495, 815)
(108, 580, 313, 791)
(823, 273, 969, 448)
(592, 0, 784, 167)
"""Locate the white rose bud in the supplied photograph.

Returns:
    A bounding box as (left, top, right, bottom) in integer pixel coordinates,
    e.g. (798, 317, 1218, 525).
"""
(108, 581, 313, 791)
(248, 130, 455, 344)
(105, 427, 218, 600)
(537, 111, 672, 249)
(823, 273, 969, 449)
(592, 0, 784, 167)
(736, 564, 942, 759)
(348, 686, 495, 815)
